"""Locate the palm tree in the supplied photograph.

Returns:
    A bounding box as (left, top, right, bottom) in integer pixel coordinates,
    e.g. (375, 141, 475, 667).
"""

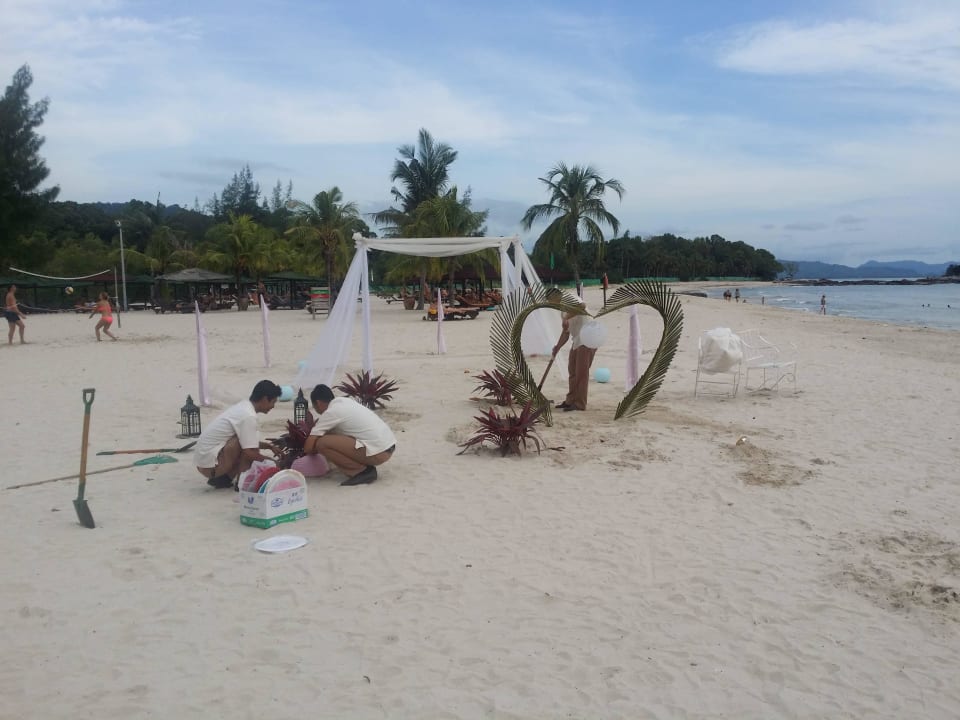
(203, 213, 268, 303)
(521, 163, 625, 289)
(406, 187, 490, 299)
(373, 129, 461, 309)
(285, 187, 364, 301)
(372, 128, 458, 234)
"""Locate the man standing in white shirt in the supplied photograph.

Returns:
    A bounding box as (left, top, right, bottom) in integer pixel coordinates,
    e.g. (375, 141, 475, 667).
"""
(550, 294, 596, 412)
(304, 384, 397, 486)
(194, 380, 282, 489)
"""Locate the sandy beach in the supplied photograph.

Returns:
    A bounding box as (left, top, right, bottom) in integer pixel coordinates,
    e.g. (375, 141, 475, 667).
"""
(2, 286, 958, 719)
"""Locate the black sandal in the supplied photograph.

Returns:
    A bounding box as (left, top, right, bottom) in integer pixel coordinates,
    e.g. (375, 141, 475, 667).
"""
(207, 474, 234, 489)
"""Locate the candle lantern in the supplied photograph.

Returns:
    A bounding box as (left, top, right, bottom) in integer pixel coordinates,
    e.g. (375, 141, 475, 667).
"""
(294, 388, 308, 424)
(180, 395, 202, 437)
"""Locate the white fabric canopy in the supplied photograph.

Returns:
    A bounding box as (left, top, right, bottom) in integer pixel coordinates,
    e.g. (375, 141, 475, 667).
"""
(293, 234, 559, 389)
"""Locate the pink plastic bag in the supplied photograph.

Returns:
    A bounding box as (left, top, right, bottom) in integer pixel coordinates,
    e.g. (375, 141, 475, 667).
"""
(291, 453, 330, 477)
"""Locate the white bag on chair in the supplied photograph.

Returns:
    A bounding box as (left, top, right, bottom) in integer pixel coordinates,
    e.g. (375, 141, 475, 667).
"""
(700, 327, 743, 373)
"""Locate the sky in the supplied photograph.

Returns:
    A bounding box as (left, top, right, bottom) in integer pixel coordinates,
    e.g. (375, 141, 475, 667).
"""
(2, 0, 958, 266)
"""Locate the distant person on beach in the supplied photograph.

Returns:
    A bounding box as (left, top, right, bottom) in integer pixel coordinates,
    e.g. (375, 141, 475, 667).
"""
(4, 284, 26, 344)
(194, 380, 282, 489)
(735, 288, 741, 303)
(305, 384, 397, 486)
(820, 294, 827, 315)
(89, 292, 118, 341)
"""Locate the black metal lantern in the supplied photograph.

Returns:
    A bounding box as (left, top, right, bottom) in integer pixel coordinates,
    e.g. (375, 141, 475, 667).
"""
(293, 388, 308, 424)
(180, 395, 201, 437)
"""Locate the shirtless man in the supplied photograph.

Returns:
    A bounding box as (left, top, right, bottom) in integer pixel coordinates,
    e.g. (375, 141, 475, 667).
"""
(5, 285, 26, 344)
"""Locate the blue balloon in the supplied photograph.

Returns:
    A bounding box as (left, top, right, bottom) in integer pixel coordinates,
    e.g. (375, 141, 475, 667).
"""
(279, 385, 295, 401)
(594, 367, 611, 383)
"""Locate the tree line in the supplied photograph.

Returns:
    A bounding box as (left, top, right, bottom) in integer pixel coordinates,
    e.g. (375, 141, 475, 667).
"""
(2, 63, 784, 308)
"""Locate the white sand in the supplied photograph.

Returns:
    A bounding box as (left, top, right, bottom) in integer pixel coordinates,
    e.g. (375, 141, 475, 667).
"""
(2, 288, 959, 719)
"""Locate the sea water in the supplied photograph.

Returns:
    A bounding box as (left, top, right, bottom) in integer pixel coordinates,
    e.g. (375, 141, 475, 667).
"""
(711, 282, 960, 331)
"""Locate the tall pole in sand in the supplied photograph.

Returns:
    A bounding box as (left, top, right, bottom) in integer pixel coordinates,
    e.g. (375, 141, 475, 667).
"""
(116, 220, 128, 311)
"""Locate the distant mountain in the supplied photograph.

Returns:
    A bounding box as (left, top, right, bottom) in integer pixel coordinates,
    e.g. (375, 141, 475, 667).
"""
(778, 259, 954, 279)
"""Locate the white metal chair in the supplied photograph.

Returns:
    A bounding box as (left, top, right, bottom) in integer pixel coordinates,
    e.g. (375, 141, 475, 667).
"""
(737, 329, 798, 393)
(694, 328, 743, 397)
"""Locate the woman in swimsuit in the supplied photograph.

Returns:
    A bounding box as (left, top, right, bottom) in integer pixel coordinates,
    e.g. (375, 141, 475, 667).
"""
(90, 292, 118, 341)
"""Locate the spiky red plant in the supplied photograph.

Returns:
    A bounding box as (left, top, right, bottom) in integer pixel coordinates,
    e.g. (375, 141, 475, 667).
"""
(335, 370, 398, 410)
(457, 401, 545, 457)
(269, 410, 316, 469)
(472, 368, 516, 406)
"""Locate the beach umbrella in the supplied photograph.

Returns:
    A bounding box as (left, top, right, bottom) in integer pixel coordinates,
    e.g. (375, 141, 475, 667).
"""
(625, 305, 642, 391)
(195, 301, 211, 406)
(437, 288, 447, 355)
(261, 297, 271, 368)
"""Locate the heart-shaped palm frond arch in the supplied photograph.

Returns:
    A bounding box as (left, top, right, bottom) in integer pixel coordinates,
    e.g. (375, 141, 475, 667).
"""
(490, 286, 587, 426)
(596, 280, 684, 419)
(489, 281, 683, 423)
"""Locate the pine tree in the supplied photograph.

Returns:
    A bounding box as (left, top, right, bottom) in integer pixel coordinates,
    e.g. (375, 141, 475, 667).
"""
(0, 65, 60, 258)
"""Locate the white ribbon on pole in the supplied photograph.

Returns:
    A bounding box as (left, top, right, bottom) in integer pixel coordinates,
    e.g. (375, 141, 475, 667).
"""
(436, 288, 446, 355)
(261, 297, 271, 368)
(625, 305, 642, 391)
(195, 301, 211, 406)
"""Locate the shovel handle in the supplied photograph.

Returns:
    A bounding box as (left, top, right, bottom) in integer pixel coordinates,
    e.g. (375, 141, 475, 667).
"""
(78, 389, 95, 496)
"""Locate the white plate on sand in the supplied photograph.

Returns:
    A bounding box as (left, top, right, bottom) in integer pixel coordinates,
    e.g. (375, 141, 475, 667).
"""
(252, 535, 309, 553)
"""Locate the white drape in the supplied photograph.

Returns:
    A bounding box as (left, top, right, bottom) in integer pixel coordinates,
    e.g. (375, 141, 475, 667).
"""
(293, 235, 559, 390)
(436, 288, 446, 355)
(260, 299, 271, 368)
(195, 302, 211, 406)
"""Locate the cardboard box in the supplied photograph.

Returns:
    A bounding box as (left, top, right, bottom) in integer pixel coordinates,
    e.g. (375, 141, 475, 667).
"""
(240, 483, 308, 529)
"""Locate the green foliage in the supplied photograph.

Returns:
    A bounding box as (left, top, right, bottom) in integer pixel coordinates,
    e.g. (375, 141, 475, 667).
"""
(595, 233, 783, 282)
(285, 186, 365, 293)
(458, 402, 545, 457)
(209, 164, 263, 221)
(0, 64, 59, 266)
(522, 163, 624, 286)
(946, 264, 960, 277)
(599, 281, 684, 419)
(335, 370, 399, 410)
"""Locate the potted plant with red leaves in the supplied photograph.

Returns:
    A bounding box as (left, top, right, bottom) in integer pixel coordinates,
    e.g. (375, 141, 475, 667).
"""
(472, 368, 516, 406)
(335, 370, 398, 410)
(457, 401, 545, 457)
(269, 410, 317, 469)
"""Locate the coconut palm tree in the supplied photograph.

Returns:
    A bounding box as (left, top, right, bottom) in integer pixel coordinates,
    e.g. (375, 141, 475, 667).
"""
(203, 213, 268, 303)
(373, 129, 461, 308)
(406, 187, 490, 299)
(373, 128, 458, 233)
(285, 186, 364, 301)
(521, 163, 625, 289)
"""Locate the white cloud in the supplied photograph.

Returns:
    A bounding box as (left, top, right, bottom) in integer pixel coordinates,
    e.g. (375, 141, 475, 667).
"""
(713, 6, 960, 90)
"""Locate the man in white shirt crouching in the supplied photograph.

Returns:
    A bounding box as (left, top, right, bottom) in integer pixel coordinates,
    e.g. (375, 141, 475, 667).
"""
(193, 380, 281, 489)
(304, 384, 397, 486)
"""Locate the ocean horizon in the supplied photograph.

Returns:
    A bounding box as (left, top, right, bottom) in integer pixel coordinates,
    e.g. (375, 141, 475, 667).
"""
(710, 282, 960, 331)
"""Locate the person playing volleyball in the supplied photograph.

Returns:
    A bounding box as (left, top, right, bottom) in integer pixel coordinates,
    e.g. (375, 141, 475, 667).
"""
(90, 292, 118, 341)
(5, 284, 27, 344)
